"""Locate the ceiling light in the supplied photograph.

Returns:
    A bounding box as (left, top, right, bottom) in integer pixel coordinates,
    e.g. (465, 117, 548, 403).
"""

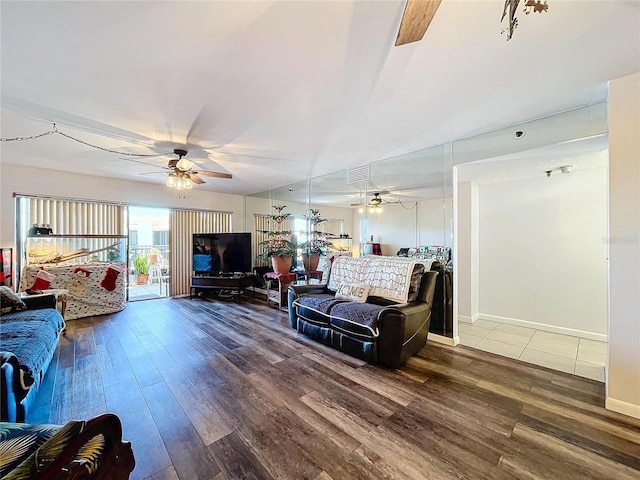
(176, 158, 194, 170)
(166, 173, 177, 188)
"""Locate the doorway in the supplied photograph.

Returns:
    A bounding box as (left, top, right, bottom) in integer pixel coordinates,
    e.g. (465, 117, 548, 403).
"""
(128, 206, 170, 301)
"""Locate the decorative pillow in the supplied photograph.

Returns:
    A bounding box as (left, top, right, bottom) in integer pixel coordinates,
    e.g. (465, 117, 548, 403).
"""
(0, 285, 27, 315)
(30, 270, 56, 290)
(335, 282, 370, 303)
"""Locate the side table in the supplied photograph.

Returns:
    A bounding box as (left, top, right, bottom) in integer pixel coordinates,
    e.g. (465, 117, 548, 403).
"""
(19, 288, 69, 319)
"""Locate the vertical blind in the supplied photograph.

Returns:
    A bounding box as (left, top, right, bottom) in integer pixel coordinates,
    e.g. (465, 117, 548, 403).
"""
(169, 209, 232, 296)
(320, 219, 344, 237)
(16, 196, 126, 275)
(23, 197, 124, 235)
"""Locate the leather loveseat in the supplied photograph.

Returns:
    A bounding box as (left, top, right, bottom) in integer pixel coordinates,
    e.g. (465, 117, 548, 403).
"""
(288, 256, 438, 368)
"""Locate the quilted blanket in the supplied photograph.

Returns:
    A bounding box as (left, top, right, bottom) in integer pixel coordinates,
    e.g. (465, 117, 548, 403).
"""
(0, 309, 65, 391)
(19, 263, 126, 320)
(328, 256, 417, 303)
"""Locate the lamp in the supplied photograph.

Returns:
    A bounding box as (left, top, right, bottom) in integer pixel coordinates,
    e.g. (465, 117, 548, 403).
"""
(166, 173, 177, 188)
(166, 172, 193, 190)
(176, 158, 194, 171)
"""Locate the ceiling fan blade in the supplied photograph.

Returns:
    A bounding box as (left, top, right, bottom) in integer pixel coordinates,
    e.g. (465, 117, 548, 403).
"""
(138, 171, 169, 176)
(395, 0, 442, 46)
(193, 170, 233, 179)
(188, 173, 206, 185)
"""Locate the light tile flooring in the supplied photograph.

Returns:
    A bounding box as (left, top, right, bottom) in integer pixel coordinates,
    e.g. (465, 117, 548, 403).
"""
(458, 319, 607, 382)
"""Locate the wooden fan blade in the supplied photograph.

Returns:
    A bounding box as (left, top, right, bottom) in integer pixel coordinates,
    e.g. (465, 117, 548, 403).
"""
(395, 0, 442, 46)
(188, 173, 205, 185)
(193, 170, 233, 179)
(138, 171, 169, 176)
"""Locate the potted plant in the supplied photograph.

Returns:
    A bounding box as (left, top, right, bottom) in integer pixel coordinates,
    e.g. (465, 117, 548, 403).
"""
(134, 256, 150, 285)
(257, 205, 295, 275)
(298, 208, 333, 271)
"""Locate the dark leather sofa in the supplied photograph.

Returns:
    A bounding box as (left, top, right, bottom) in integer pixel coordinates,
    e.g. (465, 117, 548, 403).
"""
(288, 262, 438, 368)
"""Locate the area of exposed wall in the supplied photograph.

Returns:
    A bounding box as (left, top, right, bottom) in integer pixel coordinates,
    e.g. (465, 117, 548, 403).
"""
(456, 181, 479, 324)
(354, 198, 452, 257)
(477, 166, 608, 338)
(607, 71, 640, 419)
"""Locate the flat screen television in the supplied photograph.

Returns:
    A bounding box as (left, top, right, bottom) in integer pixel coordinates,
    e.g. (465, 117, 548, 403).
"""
(193, 233, 252, 275)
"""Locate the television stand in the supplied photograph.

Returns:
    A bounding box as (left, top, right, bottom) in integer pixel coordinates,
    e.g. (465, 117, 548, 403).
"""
(190, 274, 256, 304)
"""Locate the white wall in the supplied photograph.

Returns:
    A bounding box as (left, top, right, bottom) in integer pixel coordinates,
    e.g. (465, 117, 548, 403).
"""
(353, 198, 452, 257)
(0, 163, 245, 249)
(477, 166, 608, 337)
(418, 197, 453, 248)
(456, 181, 479, 324)
(607, 71, 640, 419)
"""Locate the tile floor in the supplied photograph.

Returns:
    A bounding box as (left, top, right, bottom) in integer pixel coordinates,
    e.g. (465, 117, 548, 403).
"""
(458, 319, 606, 382)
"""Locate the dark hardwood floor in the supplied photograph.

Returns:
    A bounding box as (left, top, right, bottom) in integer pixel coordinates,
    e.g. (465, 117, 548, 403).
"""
(29, 296, 640, 480)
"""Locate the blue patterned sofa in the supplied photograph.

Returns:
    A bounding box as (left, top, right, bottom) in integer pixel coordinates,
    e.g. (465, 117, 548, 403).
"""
(288, 256, 438, 368)
(1, 288, 65, 422)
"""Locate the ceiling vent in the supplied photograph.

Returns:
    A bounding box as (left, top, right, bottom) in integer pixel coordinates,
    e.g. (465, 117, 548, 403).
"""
(347, 165, 370, 184)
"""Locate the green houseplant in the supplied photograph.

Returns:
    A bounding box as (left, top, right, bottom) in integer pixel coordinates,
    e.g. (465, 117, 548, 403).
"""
(134, 256, 150, 285)
(298, 208, 333, 271)
(257, 205, 295, 274)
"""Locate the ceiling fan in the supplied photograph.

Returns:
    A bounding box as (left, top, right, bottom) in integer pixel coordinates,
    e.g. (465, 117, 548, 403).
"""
(140, 148, 232, 188)
(350, 192, 400, 208)
(395, 0, 442, 46)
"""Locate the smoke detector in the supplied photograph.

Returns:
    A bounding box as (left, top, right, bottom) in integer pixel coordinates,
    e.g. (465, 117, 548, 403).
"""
(560, 165, 574, 174)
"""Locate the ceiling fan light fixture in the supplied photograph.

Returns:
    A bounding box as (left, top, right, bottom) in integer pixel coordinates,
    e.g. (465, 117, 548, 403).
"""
(176, 158, 194, 171)
(166, 173, 177, 188)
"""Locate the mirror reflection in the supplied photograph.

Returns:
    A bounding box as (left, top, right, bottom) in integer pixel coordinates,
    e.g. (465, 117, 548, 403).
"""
(246, 102, 607, 347)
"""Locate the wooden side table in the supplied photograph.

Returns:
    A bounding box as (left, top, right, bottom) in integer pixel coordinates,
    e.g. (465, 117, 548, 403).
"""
(19, 288, 69, 319)
(264, 272, 297, 310)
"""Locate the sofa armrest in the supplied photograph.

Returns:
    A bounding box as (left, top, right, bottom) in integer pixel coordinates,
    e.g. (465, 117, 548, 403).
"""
(287, 284, 332, 329)
(1, 352, 22, 422)
(34, 414, 135, 479)
(21, 293, 57, 310)
(376, 301, 433, 368)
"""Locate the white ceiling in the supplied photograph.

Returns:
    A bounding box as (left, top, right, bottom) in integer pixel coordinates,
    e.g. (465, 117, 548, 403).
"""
(1, 1, 638, 196)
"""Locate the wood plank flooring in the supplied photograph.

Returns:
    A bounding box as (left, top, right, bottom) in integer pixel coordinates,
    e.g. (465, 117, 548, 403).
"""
(28, 296, 640, 480)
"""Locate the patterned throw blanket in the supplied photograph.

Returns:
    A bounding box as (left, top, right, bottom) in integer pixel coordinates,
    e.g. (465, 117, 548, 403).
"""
(0, 309, 65, 390)
(328, 256, 417, 303)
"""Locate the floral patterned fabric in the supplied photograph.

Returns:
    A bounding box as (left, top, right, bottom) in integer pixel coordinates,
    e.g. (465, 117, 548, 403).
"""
(0, 420, 105, 479)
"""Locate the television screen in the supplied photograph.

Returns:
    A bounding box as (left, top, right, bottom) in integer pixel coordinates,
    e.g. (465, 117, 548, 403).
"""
(193, 233, 252, 275)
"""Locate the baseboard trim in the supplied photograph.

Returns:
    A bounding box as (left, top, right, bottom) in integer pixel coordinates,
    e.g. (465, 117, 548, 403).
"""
(458, 314, 480, 324)
(428, 333, 458, 346)
(478, 313, 608, 342)
(606, 397, 640, 420)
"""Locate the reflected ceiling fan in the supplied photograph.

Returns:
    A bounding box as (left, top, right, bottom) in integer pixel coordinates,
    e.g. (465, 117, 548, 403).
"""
(140, 148, 232, 189)
(350, 192, 400, 208)
(395, 0, 442, 46)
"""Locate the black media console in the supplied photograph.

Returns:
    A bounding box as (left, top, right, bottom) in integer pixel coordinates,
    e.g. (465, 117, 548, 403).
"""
(189, 274, 256, 304)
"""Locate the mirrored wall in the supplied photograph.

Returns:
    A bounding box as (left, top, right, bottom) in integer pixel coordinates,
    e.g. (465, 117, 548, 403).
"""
(246, 102, 608, 344)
